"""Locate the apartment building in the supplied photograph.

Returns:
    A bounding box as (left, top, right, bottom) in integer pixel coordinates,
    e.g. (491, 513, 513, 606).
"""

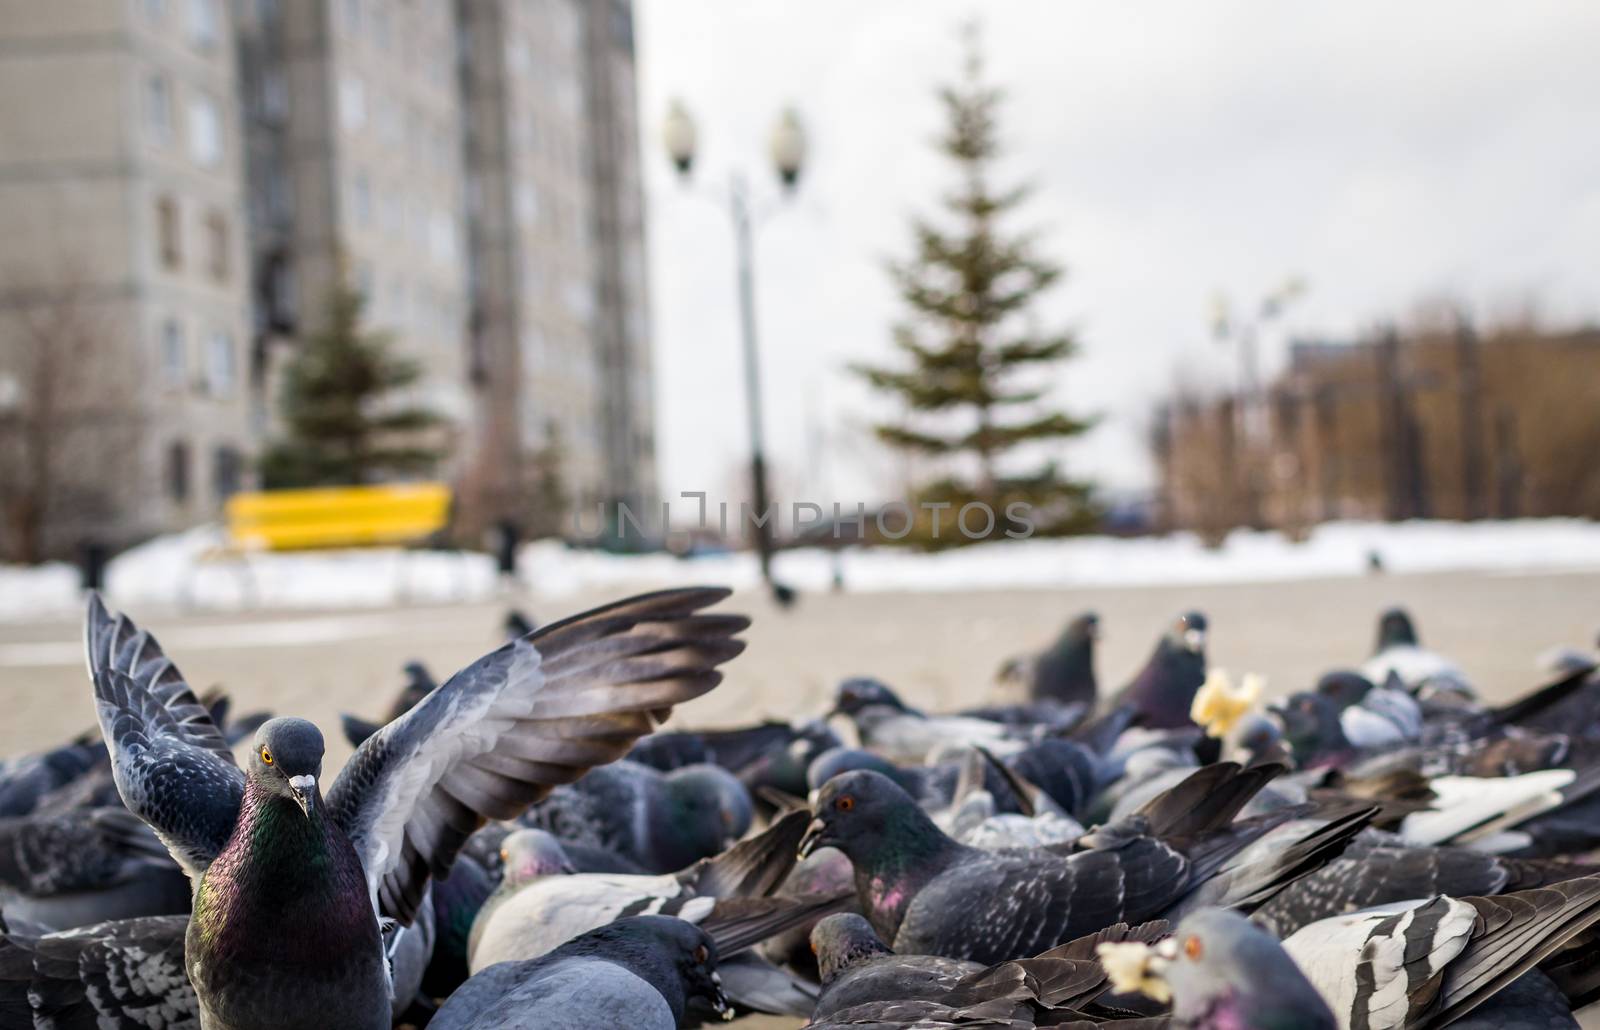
(458, 0, 656, 523)
(0, 0, 657, 558)
(0, 0, 254, 555)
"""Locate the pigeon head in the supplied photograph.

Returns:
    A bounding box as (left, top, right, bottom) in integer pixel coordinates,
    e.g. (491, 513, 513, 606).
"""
(1072, 611, 1101, 641)
(809, 913, 891, 985)
(1173, 612, 1208, 654)
(1272, 692, 1348, 767)
(499, 829, 577, 886)
(248, 717, 324, 818)
(806, 747, 899, 795)
(1159, 909, 1335, 1029)
(829, 678, 909, 718)
(1376, 607, 1418, 650)
(663, 765, 753, 862)
(1234, 712, 1283, 759)
(566, 915, 729, 1023)
(1315, 670, 1376, 710)
(800, 769, 946, 866)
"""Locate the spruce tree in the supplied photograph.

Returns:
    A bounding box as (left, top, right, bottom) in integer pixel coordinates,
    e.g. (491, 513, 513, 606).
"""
(854, 29, 1095, 546)
(259, 277, 446, 488)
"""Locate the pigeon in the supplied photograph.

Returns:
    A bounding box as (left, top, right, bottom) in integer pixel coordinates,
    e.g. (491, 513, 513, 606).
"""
(465, 820, 836, 1017)
(1100, 611, 1209, 731)
(84, 587, 747, 1030)
(420, 847, 498, 999)
(1, 913, 199, 1028)
(0, 806, 191, 930)
(798, 763, 1368, 965)
(339, 659, 438, 748)
(1251, 830, 1600, 937)
(809, 912, 981, 1020)
(1281, 873, 1600, 1028)
(998, 611, 1099, 710)
(0, 735, 108, 818)
(827, 679, 1034, 764)
(504, 608, 537, 640)
(516, 759, 754, 874)
(1362, 606, 1472, 699)
(1097, 907, 1337, 1028)
(431, 914, 730, 1030)
(811, 913, 1171, 1028)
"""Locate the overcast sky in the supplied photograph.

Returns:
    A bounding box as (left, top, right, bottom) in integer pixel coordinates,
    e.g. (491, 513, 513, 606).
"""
(632, 1, 1600, 508)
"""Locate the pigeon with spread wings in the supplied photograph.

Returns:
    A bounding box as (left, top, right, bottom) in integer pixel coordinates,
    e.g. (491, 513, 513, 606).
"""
(84, 587, 747, 1030)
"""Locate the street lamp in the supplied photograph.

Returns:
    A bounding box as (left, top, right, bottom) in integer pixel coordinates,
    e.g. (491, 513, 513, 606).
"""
(664, 100, 806, 599)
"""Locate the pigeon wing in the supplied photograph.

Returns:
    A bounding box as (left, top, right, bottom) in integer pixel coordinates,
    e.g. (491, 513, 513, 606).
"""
(84, 595, 244, 877)
(327, 587, 747, 925)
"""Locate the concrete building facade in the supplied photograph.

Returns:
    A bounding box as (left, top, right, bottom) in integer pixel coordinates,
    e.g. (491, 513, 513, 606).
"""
(0, 0, 657, 559)
(0, 0, 254, 557)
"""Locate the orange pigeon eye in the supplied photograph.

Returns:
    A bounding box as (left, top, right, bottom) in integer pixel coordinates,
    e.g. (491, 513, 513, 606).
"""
(260, 747, 273, 765)
(836, 795, 855, 812)
(693, 944, 709, 964)
(1184, 935, 1203, 960)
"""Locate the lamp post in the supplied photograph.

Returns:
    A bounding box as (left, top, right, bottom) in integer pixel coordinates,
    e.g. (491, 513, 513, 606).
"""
(663, 101, 805, 598)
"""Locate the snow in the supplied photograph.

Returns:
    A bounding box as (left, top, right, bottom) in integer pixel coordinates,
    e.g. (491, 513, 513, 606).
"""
(522, 518, 1600, 597)
(3, 518, 1600, 622)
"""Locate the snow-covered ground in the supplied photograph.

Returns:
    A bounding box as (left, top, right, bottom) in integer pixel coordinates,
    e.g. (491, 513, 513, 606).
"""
(4, 518, 1600, 622)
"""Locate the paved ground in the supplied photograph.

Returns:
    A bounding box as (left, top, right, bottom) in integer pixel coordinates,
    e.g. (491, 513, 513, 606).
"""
(3, 570, 1598, 1027)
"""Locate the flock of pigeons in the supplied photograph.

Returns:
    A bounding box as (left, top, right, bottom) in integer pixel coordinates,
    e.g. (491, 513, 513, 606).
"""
(3, 588, 1600, 1029)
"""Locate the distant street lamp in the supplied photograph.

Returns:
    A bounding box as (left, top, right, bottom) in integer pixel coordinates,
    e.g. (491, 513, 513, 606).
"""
(663, 100, 806, 599)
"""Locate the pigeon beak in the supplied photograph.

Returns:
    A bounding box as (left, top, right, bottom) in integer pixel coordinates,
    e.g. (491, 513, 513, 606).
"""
(711, 971, 732, 1020)
(797, 817, 828, 859)
(288, 774, 316, 818)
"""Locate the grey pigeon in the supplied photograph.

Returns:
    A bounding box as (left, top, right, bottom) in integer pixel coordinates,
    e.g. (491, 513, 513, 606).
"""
(1132, 908, 1337, 1029)
(808, 913, 1171, 1029)
(1252, 830, 1600, 937)
(84, 587, 747, 1030)
(431, 914, 729, 1030)
(517, 759, 754, 873)
(339, 659, 438, 748)
(798, 764, 1368, 966)
(1100, 611, 1208, 731)
(827, 679, 1034, 764)
(999, 611, 1099, 710)
(1, 913, 198, 1029)
(1282, 872, 1600, 1028)
(1362, 606, 1472, 699)
(0, 735, 108, 818)
(468, 814, 836, 1016)
(0, 806, 190, 930)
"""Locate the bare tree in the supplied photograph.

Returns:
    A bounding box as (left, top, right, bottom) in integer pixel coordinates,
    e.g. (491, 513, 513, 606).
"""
(0, 268, 141, 563)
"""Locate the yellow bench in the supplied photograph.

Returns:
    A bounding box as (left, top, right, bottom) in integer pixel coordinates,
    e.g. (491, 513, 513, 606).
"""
(224, 483, 453, 551)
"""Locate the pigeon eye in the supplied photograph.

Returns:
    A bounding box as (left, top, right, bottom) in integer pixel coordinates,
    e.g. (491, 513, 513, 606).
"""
(260, 747, 273, 766)
(836, 795, 855, 812)
(1184, 935, 1203, 960)
(693, 944, 709, 964)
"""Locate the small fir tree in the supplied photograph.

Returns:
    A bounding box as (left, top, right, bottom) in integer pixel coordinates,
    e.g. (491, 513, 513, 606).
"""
(260, 278, 446, 488)
(854, 28, 1095, 546)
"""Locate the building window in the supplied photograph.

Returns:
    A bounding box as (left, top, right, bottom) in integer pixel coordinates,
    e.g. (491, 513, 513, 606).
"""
(207, 330, 235, 395)
(339, 72, 366, 131)
(160, 319, 185, 387)
(188, 94, 222, 166)
(204, 211, 228, 281)
(187, 0, 219, 49)
(145, 73, 173, 143)
(156, 196, 181, 269)
(213, 445, 242, 499)
(167, 441, 190, 502)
